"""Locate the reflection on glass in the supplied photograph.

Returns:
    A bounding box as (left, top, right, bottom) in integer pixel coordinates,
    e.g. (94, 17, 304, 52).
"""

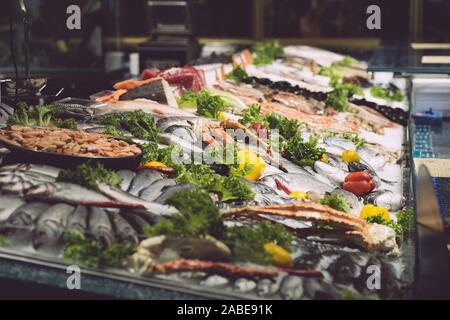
(264, 0, 410, 38)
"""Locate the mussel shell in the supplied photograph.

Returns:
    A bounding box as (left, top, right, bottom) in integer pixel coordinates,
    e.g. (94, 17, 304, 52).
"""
(328, 254, 362, 283)
(210, 163, 230, 176)
(293, 254, 321, 269)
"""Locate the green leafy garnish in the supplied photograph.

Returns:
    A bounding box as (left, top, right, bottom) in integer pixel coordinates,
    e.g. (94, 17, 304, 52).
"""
(217, 175, 255, 202)
(342, 132, 366, 148)
(253, 40, 284, 66)
(177, 89, 227, 119)
(140, 142, 185, 174)
(140, 143, 255, 202)
(57, 161, 123, 192)
(98, 110, 160, 142)
(52, 117, 78, 130)
(196, 89, 227, 119)
(177, 163, 255, 202)
(334, 81, 363, 96)
(7, 102, 77, 129)
(264, 113, 300, 140)
(101, 242, 137, 268)
(62, 231, 136, 268)
(97, 113, 122, 127)
(319, 66, 342, 84)
(239, 104, 268, 127)
(326, 87, 352, 112)
(334, 56, 358, 67)
(176, 91, 198, 109)
(318, 56, 358, 82)
(144, 219, 176, 238)
(102, 126, 132, 142)
(320, 194, 351, 213)
(396, 208, 414, 233)
(319, 56, 363, 113)
(370, 85, 404, 102)
(364, 215, 385, 225)
(225, 221, 293, 265)
(140, 142, 160, 164)
(145, 190, 291, 266)
(225, 65, 249, 82)
(145, 189, 223, 238)
(283, 133, 325, 167)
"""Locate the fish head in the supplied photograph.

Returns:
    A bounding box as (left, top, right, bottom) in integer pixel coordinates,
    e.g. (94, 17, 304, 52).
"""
(32, 221, 60, 249)
(24, 182, 57, 199)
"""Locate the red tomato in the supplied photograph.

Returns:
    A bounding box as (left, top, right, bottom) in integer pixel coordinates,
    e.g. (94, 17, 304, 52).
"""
(345, 171, 372, 182)
(342, 181, 375, 197)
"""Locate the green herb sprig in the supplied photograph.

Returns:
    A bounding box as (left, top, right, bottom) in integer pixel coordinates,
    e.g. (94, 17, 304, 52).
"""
(225, 65, 249, 82)
(62, 231, 136, 268)
(145, 189, 223, 238)
(7, 102, 77, 129)
(98, 110, 160, 142)
(225, 221, 293, 265)
(239, 104, 268, 127)
(320, 194, 351, 213)
(283, 134, 325, 167)
(264, 113, 300, 140)
(253, 40, 284, 66)
(57, 161, 123, 192)
(342, 132, 366, 148)
(370, 85, 405, 102)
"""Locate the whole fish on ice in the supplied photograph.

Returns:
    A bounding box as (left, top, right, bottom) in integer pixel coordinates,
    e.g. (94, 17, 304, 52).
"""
(32, 203, 74, 249)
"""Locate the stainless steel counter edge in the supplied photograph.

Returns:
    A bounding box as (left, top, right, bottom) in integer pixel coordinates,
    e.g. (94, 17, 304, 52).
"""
(0, 251, 239, 299)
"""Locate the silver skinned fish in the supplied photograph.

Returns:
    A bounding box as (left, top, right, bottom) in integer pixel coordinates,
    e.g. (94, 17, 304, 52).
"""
(89, 207, 115, 248)
(139, 179, 177, 202)
(4, 202, 49, 232)
(110, 212, 139, 244)
(97, 182, 179, 217)
(0, 196, 26, 222)
(24, 182, 149, 210)
(32, 203, 74, 249)
(128, 170, 164, 196)
(118, 170, 136, 192)
(66, 205, 88, 234)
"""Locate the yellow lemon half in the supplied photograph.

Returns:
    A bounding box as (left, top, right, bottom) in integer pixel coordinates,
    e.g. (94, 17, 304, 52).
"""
(289, 191, 308, 200)
(143, 161, 167, 168)
(263, 242, 293, 267)
(341, 150, 360, 163)
(238, 149, 266, 181)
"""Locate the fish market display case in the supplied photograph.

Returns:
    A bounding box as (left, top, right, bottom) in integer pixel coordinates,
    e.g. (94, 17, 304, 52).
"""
(0, 43, 446, 300)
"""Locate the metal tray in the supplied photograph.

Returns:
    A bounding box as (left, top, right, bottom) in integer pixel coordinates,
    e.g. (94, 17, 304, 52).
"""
(0, 137, 143, 170)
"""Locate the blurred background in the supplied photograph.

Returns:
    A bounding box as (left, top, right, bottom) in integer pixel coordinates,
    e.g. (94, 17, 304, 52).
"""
(0, 0, 449, 97)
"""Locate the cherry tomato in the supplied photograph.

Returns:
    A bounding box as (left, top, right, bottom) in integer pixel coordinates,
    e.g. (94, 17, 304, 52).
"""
(345, 171, 372, 182)
(343, 181, 375, 197)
